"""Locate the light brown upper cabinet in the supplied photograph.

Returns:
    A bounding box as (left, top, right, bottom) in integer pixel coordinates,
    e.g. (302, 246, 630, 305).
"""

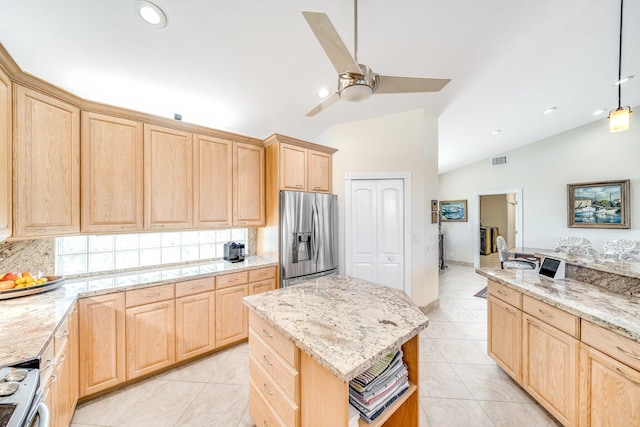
(0, 68, 10, 240)
(307, 149, 331, 193)
(194, 134, 233, 228)
(13, 85, 80, 237)
(233, 142, 265, 226)
(279, 143, 307, 191)
(144, 124, 193, 230)
(81, 112, 143, 233)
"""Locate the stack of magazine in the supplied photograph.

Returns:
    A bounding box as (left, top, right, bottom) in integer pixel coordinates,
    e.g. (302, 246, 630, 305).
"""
(348, 349, 409, 423)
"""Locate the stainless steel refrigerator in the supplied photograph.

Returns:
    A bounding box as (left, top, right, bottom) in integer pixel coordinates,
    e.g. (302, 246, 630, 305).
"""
(280, 191, 339, 287)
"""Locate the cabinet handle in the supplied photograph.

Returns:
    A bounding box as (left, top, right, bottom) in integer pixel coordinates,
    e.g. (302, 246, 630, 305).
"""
(616, 346, 640, 361)
(56, 330, 69, 339)
(263, 421, 269, 427)
(120, 225, 137, 229)
(262, 383, 273, 395)
(145, 292, 161, 298)
(41, 359, 54, 374)
(182, 297, 195, 302)
(192, 284, 204, 289)
(505, 306, 516, 314)
(295, 185, 303, 188)
(157, 303, 169, 308)
(262, 355, 272, 366)
(497, 289, 507, 296)
(55, 355, 66, 366)
(262, 329, 273, 339)
(526, 318, 538, 327)
(616, 367, 640, 386)
(43, 374, 57, 389)
(538, 309, 554, 319)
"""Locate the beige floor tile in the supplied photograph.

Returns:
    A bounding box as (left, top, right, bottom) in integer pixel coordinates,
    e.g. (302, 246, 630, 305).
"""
(209, 347, 250, 385)
(419, 362, 473, 399)
(422, 322, 467, 340)
(433, 339, 495, 365)
(174, 383, 248, 427)
(451, 363, 531, 403)
(419, 336, 447, 363)
(421, 397, 494, 427)
(478, 401, 562, 426)
(153, 348, 230, 382)
(450, 321, 488, 340)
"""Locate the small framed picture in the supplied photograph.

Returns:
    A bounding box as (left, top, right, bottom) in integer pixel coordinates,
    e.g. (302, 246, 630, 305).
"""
(440, 200, 467, 222)
(567, 179, 630, 228)
(431, 200, 438, 211)
(431, 211, 438, 224)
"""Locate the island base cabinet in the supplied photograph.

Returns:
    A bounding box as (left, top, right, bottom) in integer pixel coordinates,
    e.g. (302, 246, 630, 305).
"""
(523, 313, 578, 426)
(487, 295, 522, 383)
(579, 345, 640, 426)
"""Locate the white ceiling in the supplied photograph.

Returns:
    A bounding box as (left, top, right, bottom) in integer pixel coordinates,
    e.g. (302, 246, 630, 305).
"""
(0, 0, 638, 173)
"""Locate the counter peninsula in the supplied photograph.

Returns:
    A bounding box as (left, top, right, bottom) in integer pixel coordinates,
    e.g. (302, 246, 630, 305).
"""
(243, 275, 429, 427)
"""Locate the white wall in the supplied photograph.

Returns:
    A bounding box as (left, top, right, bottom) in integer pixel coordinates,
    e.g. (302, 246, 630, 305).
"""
(318, 109, 440, 308)
(439, 112, 640, 264)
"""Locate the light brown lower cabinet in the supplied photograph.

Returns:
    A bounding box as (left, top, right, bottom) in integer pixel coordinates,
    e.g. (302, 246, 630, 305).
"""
(176, 284, 216, 361)
(487, 294, 522, 383)
(215, 284, 249, 347)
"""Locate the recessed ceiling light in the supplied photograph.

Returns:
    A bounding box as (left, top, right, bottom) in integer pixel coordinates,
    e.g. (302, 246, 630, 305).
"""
(136, 1, 167, 28)
(489, 129, 501, 136)
(592, 108, 607, 116)
(317, 87, 332, 98)
(613, 75, 634, 86)
(543, 106, 557, 115)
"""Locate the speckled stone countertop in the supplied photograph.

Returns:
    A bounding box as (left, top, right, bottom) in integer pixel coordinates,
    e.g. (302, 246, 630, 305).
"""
(243, 275, 429, 382)
(534, 250, 640, 280)
(0, 256, 276, 367)
(476, 268, 640, 343)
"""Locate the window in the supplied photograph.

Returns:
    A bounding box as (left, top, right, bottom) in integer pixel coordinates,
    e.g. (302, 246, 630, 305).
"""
(55, 229, 247, 276)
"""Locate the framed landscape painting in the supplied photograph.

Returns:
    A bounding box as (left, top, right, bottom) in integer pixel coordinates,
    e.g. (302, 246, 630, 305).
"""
(440, 200, 467, 222)
(567, 179, 630, 228)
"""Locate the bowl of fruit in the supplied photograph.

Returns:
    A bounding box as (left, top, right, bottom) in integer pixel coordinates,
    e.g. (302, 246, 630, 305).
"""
(0, 272, 65, 300)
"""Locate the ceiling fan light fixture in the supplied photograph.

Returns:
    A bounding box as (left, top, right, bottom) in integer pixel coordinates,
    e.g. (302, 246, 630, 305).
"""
(609, 106, 631, 132)
(136, 1, 167, 28)
(613, 75, 634, 86)
(339, 84, 373, 102)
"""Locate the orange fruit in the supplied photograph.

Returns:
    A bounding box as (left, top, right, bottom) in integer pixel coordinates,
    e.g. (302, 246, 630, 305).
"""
(0, 280, 16, 290)
(21, 272, 31, 278)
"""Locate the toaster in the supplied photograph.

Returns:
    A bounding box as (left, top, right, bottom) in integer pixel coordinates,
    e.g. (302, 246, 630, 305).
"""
(223, 242, 245, 263)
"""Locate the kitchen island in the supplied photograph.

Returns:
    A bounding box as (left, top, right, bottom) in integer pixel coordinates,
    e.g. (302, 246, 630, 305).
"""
(243, 275, 429, 427)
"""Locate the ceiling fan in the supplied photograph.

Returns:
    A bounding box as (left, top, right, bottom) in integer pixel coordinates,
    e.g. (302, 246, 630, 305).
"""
(302, 0, 451, 117)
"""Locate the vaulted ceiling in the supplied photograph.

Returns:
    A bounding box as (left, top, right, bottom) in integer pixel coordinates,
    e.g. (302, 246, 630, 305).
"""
(0, 0, 638, 172)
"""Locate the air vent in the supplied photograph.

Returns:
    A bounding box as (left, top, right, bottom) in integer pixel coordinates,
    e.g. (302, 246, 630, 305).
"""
(491, 155, 508, 166)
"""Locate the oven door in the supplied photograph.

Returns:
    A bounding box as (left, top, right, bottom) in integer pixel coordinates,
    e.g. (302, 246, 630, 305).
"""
(29, 402, 50, 427)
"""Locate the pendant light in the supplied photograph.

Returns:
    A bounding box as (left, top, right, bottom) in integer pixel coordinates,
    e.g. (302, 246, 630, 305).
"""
(608, 0, 632, 132)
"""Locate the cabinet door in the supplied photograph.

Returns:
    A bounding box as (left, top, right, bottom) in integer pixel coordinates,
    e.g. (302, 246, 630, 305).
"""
(487, 295, 522, 383)
(14, 85, 80, 237)
(144, 124, 193, 229)
(176, 291, 216, 362)
(194, 134, 232, 228)
(81, 112, 143, 232)
(215, 284, 249, 347)
(0, 68, 10, 240)
(279, 143, 306, 191)
(233, 142, 264, 226)
(67, 306, 79, 423)
(579, 345, 640, 426)
(78, 293, 125, 398)
(126, 299, 176, 379)
(307, 149, 331, 193)
(523, 313, 578, 426)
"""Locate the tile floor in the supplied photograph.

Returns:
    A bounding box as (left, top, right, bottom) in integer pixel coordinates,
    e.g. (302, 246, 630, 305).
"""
(70, 264, 560, 427)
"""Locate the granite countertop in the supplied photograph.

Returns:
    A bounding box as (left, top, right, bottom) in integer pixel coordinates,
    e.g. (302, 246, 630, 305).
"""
(0, 256, 277, 367)
(534, 250, 640, 280)
(476, 268, 640, 343)
(243, 275, 429, 383)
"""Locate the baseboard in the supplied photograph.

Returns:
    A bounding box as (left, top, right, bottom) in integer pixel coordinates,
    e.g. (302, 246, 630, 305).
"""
(444, 260, 474, 267)
(419, 299, 439, 315)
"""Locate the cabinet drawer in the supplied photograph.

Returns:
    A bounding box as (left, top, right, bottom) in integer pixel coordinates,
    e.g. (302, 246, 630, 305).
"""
(216, 271, 248, 289)
(582, 320, 640, 372)
(249, 328, 299, 402)
(54, 315, 70, 356)
(249, 311, 298, 369)
(39, 339, 55, 385)
(250, 279, 275, 295)
(250, 355, 299, 427)
(488, 280, 522, 309)
(126, 284, 174, 308)
(175, 277, 215, 298)
(249, 266, 276, 282)
(523, 296, 579, 338)
(249, 378, 286, 427)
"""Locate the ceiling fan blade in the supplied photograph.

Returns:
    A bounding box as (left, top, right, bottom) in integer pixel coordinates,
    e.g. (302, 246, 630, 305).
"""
(302, 11, 362, 76)
(305, 92, 341, 117)
(376, 75, 451, 94)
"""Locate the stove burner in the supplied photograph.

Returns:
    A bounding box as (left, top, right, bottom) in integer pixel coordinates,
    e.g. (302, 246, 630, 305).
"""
(0, 382, 19, 397)
(3, 370, 27, 383)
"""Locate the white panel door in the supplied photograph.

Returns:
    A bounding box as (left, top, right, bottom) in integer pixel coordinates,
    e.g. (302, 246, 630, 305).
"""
(349, 179, 404, 291)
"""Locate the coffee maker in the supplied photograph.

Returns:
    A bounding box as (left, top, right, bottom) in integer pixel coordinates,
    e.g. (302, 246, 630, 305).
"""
(223, 242, 245, 263)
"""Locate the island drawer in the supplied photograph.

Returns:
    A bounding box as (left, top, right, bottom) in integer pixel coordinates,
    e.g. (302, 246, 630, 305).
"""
(216, 271, 248, 289)
(249, 311, 299, 369)
(249, 328, 299, 401)
(126, 284, 174, 308)
(249, 378, 286, 427)
(175, 277, 215, 298)
(249, 354, 299, 427)
(488, 280, 522, 308)
(523, 296, 579, 338)
(582, 320, 640, 372)
(249, 266, 276, 282)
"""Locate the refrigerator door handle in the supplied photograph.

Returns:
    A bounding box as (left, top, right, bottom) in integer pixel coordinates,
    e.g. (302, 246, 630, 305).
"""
(311, 200, 319, 263)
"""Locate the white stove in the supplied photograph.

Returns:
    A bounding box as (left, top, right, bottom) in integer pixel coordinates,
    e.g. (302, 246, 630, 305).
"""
(0, 358, 45, 427)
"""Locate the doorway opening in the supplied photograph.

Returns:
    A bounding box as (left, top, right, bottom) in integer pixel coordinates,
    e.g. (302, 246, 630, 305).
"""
(474, 189, 522, 269)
